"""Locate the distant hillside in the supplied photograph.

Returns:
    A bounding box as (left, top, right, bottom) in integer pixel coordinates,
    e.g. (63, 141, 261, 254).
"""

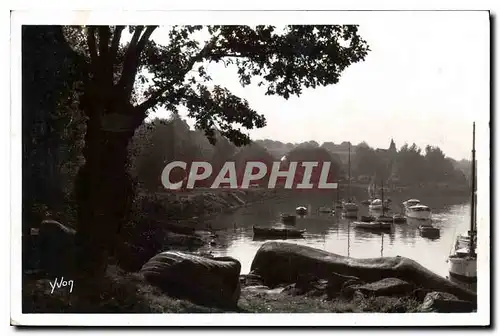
(253, 139, 296, 160)
(255, 139, 358, 164)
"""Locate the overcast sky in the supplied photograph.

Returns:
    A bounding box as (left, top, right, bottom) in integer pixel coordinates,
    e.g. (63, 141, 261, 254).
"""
(151, 12, 489, 161)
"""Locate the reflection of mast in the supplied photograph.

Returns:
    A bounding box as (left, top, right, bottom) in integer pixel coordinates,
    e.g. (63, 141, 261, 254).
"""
(469, 122, 476, 257)
(381, 178, 385, 216)
(381, 233, 384, 257)
(347, 221, 351, 257)
(348, 143, 351, 202)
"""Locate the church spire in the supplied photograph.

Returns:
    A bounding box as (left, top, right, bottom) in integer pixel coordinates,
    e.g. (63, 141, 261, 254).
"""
(389, 138, 396, 152)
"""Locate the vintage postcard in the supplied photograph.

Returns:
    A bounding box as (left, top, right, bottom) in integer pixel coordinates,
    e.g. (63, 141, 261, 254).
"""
(10, 9, 490, 326)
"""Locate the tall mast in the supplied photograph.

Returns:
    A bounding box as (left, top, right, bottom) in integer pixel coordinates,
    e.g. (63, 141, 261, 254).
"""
(348, 142, 351, 202)
(381, 178, 385, 216)
(469, 122, 476, 257)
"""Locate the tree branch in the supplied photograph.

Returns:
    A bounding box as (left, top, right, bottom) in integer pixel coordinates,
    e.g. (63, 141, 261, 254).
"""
(97, 26, 111, 83)
(136, 26, 157, 55)
(97, 26, 110, 58)
(109, 25, 125, 62)
(118, 26, 145, 98)
(86, 27, 98, 71)
(137, 36, 219, 112)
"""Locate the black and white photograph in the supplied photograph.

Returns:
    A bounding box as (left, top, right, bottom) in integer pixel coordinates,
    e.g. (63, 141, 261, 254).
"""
(9, 9, 491, 326)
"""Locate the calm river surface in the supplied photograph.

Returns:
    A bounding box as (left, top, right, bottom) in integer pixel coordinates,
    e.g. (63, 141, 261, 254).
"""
(201, 190, 471, 278)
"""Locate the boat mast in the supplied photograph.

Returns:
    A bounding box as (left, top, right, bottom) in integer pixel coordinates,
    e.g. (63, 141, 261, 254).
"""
(381, 178, 385, 216)
(337, 179, 340, 204)
(348, 142, 351, 202)
(469, 122, 476, 257)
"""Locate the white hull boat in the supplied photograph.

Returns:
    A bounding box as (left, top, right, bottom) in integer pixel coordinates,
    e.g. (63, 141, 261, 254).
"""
(448, 249, 477, 281)
(448, 122, 477, 283)
(402, 199, 421, 212)
(406, 205, 432, 220)
(369, 199, 383, 211)
(296, 206, 308, 215)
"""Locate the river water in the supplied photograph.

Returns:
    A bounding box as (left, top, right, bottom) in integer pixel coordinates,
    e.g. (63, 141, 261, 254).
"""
(200, 190, 472, 279)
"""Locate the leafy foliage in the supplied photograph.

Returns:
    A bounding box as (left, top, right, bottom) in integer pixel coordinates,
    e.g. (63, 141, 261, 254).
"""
(63, 25, 369, 146)
(22, 26, 85, 228)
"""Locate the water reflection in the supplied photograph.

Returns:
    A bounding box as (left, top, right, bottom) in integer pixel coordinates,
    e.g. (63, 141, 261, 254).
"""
(201, 190, 473, 285)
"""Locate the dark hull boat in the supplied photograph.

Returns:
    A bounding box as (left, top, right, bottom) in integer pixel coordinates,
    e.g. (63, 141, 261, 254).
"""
(318, 206, 333, 213)
(342, 211, 358, 219)
(419, 225, 440, 238)
(281, 214, 297, 225)
(360, 215, 376, 222)
(393, 214, 407, 224)
(253, 226, 305, 239)
(376, 215, 394, 223)
(353, 221, 392, 231)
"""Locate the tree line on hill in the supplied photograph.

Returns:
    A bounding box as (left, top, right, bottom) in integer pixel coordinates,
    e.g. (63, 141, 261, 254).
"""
(128, 116, 469, 190)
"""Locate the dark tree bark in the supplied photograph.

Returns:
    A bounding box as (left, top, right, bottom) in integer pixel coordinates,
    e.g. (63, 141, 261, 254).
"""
(71, 26, 152, 278)
(74, 87, 145, 277)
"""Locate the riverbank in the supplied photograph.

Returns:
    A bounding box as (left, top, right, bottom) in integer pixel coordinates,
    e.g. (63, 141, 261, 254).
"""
(23, 259, 474, 314)
(113, 188, 281, 272)
(23, 265, 422, 314)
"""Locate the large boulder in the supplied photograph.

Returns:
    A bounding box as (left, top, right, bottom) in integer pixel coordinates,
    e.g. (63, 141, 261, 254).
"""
(35, 220, 76, 276)
(141, 251, 241, 308)
(418, 291, 477, 313)
(250, 241, 477, 302)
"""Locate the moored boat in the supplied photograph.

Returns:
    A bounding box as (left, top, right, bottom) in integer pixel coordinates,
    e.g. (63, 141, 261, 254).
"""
(407, 204, 432, 220)
(353, 221, 392, 231)
(402, 199, 421, 211)
(393, 214, 407, 224)
(318, 206, 333, 213)
(253, 226, 305, 238)
(448, 122, 477, 283)
(368, 198, 383, 211)
(454, 231, 477, 251)
(376, 215, 394, 223)
(360, 215, 376, 222)
(448, 248, 477, 282)
(418, 223, 440, 237)
(342, 210, 358, 219)
(295, 206, 308, 215)
(281, 214, 297, 225)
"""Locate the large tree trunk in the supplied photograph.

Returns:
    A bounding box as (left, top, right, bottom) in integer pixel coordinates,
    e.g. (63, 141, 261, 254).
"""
(74, 99, 143, 279)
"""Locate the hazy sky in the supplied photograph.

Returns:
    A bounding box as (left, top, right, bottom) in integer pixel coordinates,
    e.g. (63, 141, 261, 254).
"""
(151, 12, 489, 161)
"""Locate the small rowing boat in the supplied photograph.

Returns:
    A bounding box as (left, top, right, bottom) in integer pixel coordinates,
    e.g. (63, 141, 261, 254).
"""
(253, 226, 306, 238)
(353, 221, 392, 231)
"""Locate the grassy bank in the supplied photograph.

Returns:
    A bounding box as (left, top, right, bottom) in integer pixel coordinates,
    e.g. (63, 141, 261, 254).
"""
(23, 265, 421, 314)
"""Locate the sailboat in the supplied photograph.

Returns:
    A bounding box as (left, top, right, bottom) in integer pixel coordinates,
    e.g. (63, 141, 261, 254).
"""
(362, 175, 376, 205)
(369, 177, 390, 213)
(342, 143, 358, 218)
(375, 179, 393, 223)
(448, 122, 477, 283)
(333, 179, 343, 210)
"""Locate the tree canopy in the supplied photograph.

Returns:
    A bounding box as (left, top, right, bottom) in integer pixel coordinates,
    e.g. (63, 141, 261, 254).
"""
(63, 25, 370, 145)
